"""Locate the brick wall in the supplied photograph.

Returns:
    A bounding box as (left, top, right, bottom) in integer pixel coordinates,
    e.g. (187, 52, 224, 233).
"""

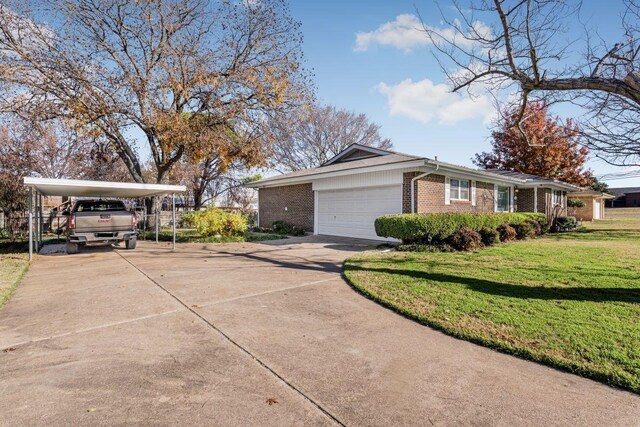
(516, 189, 535, 212)
(258, 183, 314, 231)
(402, 173, 495, 213)
(571, 196, 594, 221)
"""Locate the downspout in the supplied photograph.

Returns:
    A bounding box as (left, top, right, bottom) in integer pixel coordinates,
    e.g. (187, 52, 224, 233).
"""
(411, 159, 439, 213)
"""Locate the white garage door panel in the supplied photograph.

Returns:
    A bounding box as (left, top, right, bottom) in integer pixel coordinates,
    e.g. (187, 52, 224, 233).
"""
(317, 185, 401, 240)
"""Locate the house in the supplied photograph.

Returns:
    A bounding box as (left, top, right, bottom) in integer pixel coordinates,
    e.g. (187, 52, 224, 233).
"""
(608, 187, 640, 207)
(247, 144, 578, 240)
(567, 189, 615, 221)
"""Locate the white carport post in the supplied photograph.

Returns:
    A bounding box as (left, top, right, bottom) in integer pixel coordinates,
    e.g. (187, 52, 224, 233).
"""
(172, 193, 176, 250)
(28, 187, 33, 261)
(155, 196, 159, 244)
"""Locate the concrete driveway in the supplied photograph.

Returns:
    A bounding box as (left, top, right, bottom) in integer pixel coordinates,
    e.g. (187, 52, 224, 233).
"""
(0, 237, 638, 426)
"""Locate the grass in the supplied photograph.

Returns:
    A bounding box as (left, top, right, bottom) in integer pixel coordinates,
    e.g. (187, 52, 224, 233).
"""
(140, 228, 287, 243)
(343, 208, 640, 393)
(0, 241, 31, 311)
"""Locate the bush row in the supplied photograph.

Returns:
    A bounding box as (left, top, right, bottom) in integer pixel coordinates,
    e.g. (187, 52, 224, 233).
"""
(375, 212, 548, 243)
(186, 208, 249, 237)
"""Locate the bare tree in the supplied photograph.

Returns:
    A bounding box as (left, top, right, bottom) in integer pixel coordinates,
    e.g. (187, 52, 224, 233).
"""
(0, 0, 309, 185)
(0, 117, 96, 179)
(422, 0, 640, 165)
(268, 104, 393, 172)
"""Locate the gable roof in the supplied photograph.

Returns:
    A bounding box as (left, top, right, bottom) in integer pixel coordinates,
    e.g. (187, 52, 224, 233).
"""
(322, 143, 394, 166)
(248, 145, 579, 190)
(568, 189, 615, 199)
(250, 152, 424, 186)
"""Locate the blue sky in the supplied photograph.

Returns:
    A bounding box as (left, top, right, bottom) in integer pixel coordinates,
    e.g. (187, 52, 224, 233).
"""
(287, 0, 640, 188)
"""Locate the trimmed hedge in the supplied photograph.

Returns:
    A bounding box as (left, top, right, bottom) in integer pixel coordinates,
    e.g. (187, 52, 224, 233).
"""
(375, 212, 547, 243)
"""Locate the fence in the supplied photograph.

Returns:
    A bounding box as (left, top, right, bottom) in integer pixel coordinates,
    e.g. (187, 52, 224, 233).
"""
(0, 209, 190, 241)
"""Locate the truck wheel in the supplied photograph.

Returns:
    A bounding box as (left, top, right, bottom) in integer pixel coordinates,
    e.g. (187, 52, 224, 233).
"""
(125, 236, 137, 250)
(66, 242, 78, 254)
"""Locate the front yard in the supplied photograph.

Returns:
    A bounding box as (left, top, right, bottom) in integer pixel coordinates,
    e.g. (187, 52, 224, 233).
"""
(344, 208, 640, 393)
(0, 242, 30, 310)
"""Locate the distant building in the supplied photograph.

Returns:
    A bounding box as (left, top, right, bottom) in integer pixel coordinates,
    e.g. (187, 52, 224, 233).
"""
(607, 187, 640, 207)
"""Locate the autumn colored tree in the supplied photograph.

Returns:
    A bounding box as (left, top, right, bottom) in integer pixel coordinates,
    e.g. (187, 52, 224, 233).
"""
(473, 102, 595, 187)
(268, 104, 393, 172)
(168, 118, 268, 210)
(0, 0, 309, 186)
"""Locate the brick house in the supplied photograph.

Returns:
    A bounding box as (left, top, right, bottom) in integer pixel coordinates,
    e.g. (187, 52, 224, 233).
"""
(567, 189, 615, 221)
(247, 144, 578, 240)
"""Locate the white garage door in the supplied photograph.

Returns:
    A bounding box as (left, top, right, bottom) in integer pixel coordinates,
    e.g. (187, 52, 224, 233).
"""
(317, 185, 402, 240)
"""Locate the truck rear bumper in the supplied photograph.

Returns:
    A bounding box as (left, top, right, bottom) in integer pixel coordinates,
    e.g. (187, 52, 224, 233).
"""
(68, 231, 136, 243)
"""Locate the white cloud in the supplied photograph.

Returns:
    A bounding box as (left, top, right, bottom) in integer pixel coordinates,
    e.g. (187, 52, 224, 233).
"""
(355, 14, 490, 53)
(376, 78, 493, 125)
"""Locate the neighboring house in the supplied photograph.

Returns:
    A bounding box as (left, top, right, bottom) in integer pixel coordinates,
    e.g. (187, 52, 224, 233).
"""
(247, 144, 577, 240)
(568, 189, 615, 221)
(608, 187, 640, 207)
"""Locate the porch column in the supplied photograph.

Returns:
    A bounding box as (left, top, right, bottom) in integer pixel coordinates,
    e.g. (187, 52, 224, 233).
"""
(534, 187, 538, 213)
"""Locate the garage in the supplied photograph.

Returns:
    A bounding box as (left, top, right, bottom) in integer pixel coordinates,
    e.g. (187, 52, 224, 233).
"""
(317, 185, 402, 240)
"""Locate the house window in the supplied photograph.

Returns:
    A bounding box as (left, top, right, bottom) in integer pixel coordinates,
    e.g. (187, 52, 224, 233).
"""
(450, 179, 470, 201)
(552, 190, 563, 206)
(496, 186, 510, 212)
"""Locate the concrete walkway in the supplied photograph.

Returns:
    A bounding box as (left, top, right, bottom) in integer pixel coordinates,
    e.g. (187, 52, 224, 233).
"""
(0, 237, 638, 426)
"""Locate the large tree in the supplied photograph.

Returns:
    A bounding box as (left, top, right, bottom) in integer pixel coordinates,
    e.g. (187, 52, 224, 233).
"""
(474, 102, 594, 187)
(0, 116, 117, 239)
(423, 0, 640, 166)
(268, 104, 392, 172)
(0, 0, 309, 185)
(169, 121, 267, 210)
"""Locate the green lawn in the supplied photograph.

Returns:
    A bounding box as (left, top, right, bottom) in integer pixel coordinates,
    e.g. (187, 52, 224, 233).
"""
(344, 208, 640, 393)
(0, 241, 31, 311)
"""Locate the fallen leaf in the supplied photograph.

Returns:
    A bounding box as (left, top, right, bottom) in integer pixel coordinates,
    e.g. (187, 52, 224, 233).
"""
(191, 304, 201, 308)
(266, 398, 278, 406)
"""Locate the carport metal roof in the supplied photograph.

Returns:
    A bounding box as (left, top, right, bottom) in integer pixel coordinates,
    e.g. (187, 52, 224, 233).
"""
(23, 177, 187, 260)
(23, 177, 185, 198)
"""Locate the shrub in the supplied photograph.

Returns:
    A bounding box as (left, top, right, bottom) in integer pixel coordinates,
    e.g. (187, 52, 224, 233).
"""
(479, 226, 500, 246)
(554, 216, 577, 232)
(179, 211, 199, 228)
(497, 224, 517, 242)
(567, 198, 586, 208)
(524, 219, 543, 236)
(448, 226, 482, 251)
(192, 208, 248, 237)
(271, 220, 305, 236)
(512, 222, 536, 239)
(375, 212, 547, 243)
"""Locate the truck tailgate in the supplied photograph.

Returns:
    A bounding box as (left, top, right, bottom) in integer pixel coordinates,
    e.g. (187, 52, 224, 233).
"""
(74, 212, 133, 233)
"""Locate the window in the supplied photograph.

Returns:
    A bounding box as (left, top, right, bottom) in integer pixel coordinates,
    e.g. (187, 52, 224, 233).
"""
(450, 179, 470, 201)
(552, 190, 563, 206)
(74, 200, 127, 212)
(496, 186, 510, 212)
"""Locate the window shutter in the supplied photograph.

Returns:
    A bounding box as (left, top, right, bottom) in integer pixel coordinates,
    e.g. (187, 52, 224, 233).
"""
(471, 181, 477, 206)
(444, 176, 451, 205)
(493, 184, 498, 212)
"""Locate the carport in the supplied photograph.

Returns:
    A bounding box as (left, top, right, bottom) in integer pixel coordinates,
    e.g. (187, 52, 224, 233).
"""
(23, 177, 186, 260)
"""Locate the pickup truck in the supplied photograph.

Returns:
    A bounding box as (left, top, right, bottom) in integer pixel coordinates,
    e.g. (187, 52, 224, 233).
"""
(64, 199, 138, 254)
